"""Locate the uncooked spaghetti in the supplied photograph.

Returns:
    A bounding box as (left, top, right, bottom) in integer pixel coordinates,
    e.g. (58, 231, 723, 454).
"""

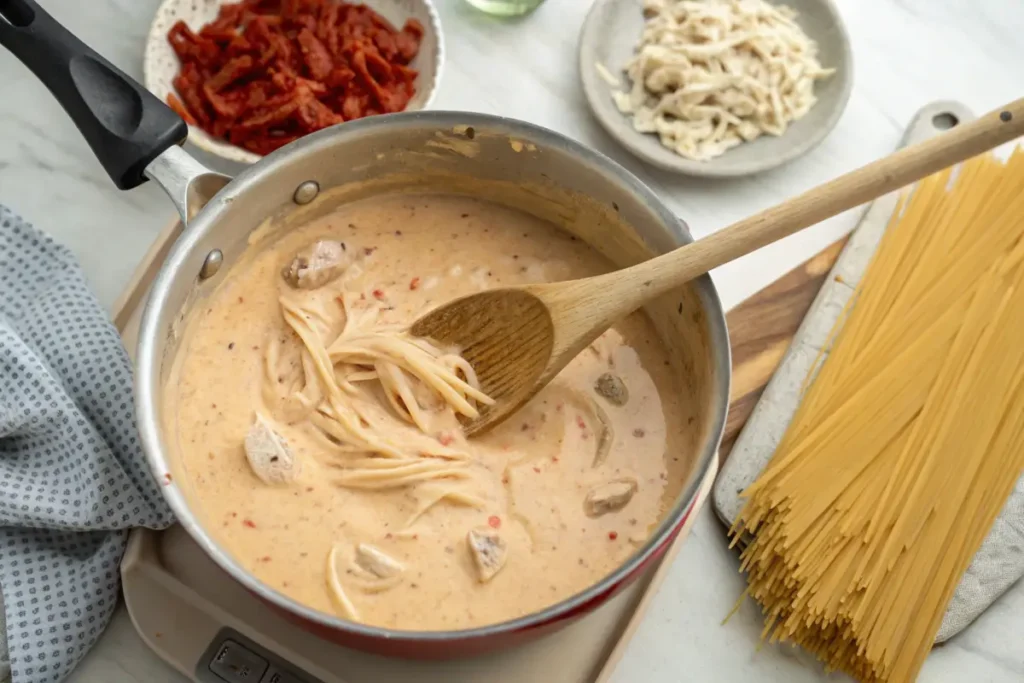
(730, 147, 1024, 683)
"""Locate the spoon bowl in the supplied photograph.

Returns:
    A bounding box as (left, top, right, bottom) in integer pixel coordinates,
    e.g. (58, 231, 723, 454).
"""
(413, 99, 1024, 434)
(411, 288, 554, 435)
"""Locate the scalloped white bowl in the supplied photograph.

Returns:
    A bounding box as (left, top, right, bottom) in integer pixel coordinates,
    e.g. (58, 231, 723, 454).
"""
(144, 0, 444, 165)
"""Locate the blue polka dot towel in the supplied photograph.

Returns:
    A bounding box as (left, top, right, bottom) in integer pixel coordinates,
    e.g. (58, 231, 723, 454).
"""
(0, 206, 174, 683)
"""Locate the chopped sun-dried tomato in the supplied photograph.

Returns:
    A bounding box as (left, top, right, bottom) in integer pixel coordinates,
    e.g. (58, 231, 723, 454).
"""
(297, 28, 334, 81)
(166, 92, 197, 126)
(165, 0, 421, 155)
(206, 55, 255, 93)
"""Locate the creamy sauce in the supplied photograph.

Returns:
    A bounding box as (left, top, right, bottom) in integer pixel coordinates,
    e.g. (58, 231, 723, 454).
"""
(167, 194, 694, 630)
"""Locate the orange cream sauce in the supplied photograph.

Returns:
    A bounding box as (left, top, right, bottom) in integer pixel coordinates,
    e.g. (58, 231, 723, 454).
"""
(166, 194, 694, 630)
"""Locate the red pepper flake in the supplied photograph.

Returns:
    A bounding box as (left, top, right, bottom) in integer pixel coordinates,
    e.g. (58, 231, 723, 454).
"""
(372, 288, 386, 300)
(230, 512, 238, 518)
(438, 432, 455, 446)
(551, 456, 559, 463)
(409, 277, 421, 290)
(608, 531, 618, 541)
(532, 466, 541, 474)
(488, 515, 501, 529)
(242, 519, 256, 528)
(576, 415, 587, 430)
(364, 247, 377, 256)
(258, 556, 272, 562)
(412, 534, 419, 540)
(238, 296, 244, 304)
(162, 473, 173, 485)
(501, 474, 510, 484)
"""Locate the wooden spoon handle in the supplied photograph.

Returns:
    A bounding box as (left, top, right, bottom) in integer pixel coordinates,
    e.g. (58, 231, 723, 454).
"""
(619, 98, 1024, 304)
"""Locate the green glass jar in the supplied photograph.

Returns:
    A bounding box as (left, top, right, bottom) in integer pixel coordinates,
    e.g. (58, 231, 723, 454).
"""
(463, 0, 546, 17)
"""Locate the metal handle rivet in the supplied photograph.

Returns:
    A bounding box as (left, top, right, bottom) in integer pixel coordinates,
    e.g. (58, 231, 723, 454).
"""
(199, 249, 223, 280)
(293, 181, 320, 205)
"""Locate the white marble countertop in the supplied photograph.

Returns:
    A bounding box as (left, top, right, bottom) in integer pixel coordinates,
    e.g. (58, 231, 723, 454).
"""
(1, 0, 1022, 681)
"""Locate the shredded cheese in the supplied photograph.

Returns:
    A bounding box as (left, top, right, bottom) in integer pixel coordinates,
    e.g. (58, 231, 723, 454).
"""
(612, 0, 835, 161)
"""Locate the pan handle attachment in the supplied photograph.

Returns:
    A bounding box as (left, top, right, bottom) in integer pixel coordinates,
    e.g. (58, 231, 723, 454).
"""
(0, 0, 187, 190)
(146, 145, 230, 224)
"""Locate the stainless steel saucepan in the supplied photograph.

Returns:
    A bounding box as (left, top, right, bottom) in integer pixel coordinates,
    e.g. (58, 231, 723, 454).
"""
(1, 0, 729, 657)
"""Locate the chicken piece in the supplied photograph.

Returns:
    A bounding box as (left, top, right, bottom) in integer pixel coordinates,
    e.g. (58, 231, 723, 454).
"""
(281, 239, 351, 289)
(354, 543, 404, 579)
(243, 414, 300, 484)
(467, 528, 507, 583)
(584, 478, 638, 517)
(594, 373, 629, 406)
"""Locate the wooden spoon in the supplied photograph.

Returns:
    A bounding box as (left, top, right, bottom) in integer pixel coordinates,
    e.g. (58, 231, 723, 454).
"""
(412, 99, 1024, 435)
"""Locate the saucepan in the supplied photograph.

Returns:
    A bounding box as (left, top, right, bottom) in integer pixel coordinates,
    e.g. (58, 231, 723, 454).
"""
(0, 0, 729, 657)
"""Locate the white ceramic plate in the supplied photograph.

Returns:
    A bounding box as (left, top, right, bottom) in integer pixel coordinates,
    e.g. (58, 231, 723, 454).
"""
(579, 0, 853, 177)
(144, 0, 444, 165)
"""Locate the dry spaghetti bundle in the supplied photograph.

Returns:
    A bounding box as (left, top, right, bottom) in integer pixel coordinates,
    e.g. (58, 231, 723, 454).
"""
(730, 147, 1024, 683)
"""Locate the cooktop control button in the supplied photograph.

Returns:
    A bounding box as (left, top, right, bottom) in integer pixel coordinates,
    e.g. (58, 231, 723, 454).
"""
(209, 639, 270, 682)
(260, 667, 307, 683)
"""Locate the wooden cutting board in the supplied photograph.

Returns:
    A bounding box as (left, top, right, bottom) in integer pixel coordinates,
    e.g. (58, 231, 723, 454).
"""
(717, 236, 848, 464)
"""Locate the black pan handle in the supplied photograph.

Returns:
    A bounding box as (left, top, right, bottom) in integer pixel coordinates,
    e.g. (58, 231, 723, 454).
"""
(0, 0, 187, 189)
